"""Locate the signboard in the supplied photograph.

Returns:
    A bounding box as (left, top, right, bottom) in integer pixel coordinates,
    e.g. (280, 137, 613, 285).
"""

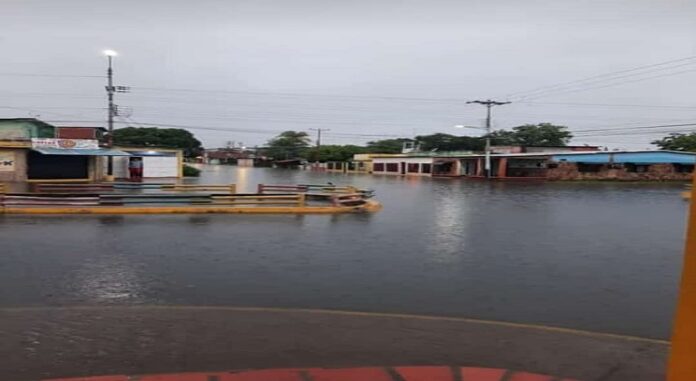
(0, 151, 15, 172)
(31, 138, 99, 150)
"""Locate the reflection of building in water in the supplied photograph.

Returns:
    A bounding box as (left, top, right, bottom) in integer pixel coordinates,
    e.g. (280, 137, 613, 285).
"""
(428, 193, 472, 264)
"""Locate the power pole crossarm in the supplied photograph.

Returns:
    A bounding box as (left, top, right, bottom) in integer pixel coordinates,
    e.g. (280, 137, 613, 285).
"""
(466, 99, 511, 179)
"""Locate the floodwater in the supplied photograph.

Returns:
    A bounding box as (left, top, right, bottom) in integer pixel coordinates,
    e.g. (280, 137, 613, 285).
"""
(0, 165, 687, 339)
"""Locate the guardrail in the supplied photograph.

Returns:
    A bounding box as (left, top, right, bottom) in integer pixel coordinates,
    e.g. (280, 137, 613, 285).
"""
(331, 193, 367, 207)
(257, 184, 308, 193)
(212, 193, 305, 206)
(32, 182, 237, 194)
(0, 195, 100, 206)
(0, 192, 305, 207)
(162, 184, 237, 193)
(34, 183, 115, 192)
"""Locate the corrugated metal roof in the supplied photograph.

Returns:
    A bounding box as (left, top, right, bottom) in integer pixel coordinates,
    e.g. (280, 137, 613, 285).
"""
(552, 151, 696, 164)
(33, 148, 132, 156)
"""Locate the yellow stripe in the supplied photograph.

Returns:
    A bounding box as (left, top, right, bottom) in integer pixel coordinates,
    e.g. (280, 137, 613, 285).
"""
(0, 305, 669, 345)
(668, 174, 696, 380)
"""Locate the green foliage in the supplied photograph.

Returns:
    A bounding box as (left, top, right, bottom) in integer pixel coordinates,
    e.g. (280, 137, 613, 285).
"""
(488, 123, 573, 146)
(265, 131, 312, 159)
(112, 127, 203, 157)
(652, 133, 696, 151)
(415, 133, 485, 152)
(303, 145, 367, 162)
(182, 164, 201, 177)
(365, 138, 412, 153)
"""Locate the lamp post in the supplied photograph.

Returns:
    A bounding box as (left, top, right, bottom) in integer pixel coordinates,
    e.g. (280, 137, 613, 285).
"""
(103, 49, 117, 181)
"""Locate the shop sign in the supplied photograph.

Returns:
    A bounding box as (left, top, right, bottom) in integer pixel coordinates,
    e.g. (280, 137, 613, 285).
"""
(31, 138, 99, 150)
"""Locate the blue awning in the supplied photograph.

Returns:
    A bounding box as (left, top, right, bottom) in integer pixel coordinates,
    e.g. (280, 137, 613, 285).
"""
(33, 148, 132, 156)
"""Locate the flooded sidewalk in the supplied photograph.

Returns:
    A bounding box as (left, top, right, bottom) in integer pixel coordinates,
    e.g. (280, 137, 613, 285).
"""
(1, 306, 667, 381)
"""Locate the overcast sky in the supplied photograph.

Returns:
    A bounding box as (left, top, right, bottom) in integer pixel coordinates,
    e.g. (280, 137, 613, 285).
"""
(1, 0, 695, 148)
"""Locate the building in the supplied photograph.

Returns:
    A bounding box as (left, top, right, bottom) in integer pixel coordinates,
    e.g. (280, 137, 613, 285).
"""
(0, 118, 183, 183)
(370, 155, 435, 176)
(111, 148, 183, 178)
(362, 149, 695, 181)
(0, 119, 129, 183)
(56, 126, 107, 140)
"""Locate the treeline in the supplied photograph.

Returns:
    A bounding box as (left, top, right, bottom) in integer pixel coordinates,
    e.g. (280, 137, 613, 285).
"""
(262, 123, 575, 161)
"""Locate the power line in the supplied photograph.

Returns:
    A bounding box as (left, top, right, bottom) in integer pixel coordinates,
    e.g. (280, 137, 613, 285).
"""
(131, 86, 472, 104)
(0, 72, 104, 78)
(518, 68, 696, 101)
(517, 101, 696, 110)
(504, 55, 696, 99)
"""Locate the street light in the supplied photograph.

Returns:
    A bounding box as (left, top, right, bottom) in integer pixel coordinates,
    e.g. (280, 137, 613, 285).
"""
(103, 49, 118, 57)
(454, 125, 485, 130)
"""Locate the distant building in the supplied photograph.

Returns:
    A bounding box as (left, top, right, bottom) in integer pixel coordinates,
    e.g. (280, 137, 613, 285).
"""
(204, 147, 255, 165)
(364, 148, 695, 181)
(55, 126, 106, 140)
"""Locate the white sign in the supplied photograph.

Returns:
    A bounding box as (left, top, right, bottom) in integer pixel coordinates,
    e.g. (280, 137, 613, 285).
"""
(31, 138, 99, 150)
(0, 151, 15, 172)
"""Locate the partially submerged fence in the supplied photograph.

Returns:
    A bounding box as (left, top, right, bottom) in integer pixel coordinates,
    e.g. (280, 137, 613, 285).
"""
(32, 183, 237, 194)
(0, 192, 305, 207)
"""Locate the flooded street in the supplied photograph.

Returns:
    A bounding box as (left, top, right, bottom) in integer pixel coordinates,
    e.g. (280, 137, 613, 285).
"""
(0, 165, 687, 339)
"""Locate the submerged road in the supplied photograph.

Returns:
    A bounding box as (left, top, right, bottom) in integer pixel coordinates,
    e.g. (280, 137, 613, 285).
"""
(0, 167, 687, 380)
(0, 306, 668, 381)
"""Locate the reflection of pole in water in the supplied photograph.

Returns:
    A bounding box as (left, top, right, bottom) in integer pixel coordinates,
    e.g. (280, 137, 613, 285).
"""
(188, 216, 212, 225)
(98, 216, 125, 225)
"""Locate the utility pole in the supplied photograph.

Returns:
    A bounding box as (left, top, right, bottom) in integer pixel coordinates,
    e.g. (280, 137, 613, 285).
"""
(105, 51, 115, 180)
(309, 128, 329, 148)
(466, 99, 510, 178)
(103, 50, 129, 181)
(308, 128, 329, 169)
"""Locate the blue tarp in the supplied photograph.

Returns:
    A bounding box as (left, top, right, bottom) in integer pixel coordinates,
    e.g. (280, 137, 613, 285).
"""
(33, 148, 132, 156)
(552, 151, 696, 164)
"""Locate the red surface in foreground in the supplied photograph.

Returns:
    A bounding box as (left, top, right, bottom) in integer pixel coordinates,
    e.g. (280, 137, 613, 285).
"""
(44, 366, 579, 381)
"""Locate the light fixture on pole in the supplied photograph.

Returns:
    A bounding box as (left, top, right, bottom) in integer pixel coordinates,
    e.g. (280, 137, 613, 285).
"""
(466, 100, 510, 178)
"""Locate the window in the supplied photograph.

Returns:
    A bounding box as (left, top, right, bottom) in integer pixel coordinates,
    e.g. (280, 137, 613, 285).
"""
(421, 163, 431, 173)
(327, 162, 334, 170)
(675, 164, 694, 173)
(386, 163, 399, 172)
(407, 163, 419, 173)
(335, 162, 343, 170)
(577, 163, 603, 173)
(373, 163, 385, 172)
(624, 164, 649, 173)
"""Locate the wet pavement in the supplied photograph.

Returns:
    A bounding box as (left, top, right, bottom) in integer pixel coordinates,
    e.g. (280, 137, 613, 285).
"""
(1, 307, 668, 381)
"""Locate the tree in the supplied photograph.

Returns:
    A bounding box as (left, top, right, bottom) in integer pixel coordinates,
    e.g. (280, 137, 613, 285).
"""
(265, 131, 311, 159)
(366, 138, 412, 153)
(112, 127, 203, 157)
(652, 133, 696, 151)
(303, 145, 367, 162)
(488, 123, 572, 147)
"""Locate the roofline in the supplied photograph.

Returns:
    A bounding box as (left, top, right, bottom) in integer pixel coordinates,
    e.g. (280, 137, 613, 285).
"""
(369, 149, 696, 159)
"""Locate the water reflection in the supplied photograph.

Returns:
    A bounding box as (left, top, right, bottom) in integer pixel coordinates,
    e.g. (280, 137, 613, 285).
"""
(74, 256, 143, 303)
(0, 166, 687, 338)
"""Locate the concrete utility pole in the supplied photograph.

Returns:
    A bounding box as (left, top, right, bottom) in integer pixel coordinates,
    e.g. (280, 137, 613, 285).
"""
(103, 50, 129, 181)
(104, 50, 117, 180)
(309, 128, 330, 148)
(466, 99, 510, 178)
